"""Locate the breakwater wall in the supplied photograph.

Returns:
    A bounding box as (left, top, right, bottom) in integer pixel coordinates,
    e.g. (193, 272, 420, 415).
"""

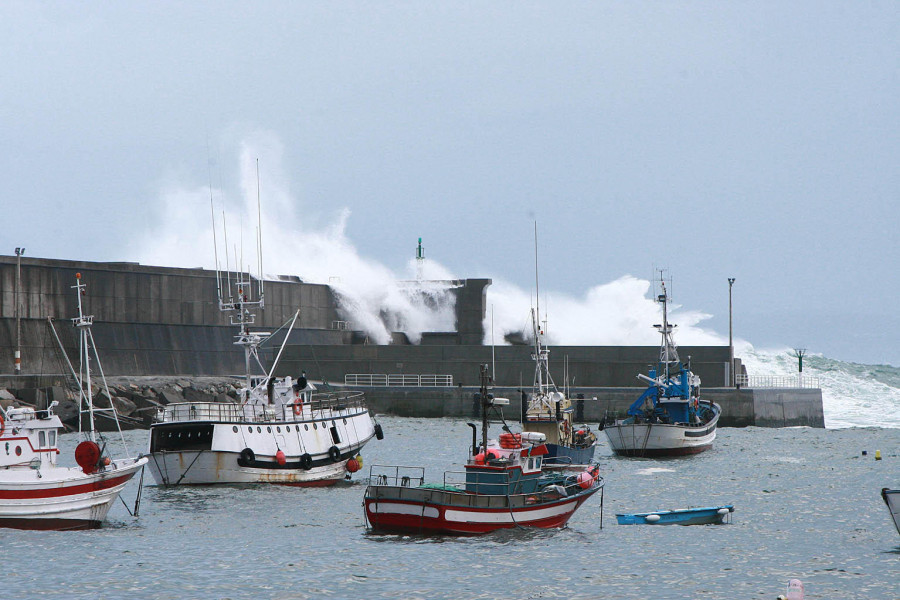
(0, 256, 489, 376)
(344, 385, 825, 428)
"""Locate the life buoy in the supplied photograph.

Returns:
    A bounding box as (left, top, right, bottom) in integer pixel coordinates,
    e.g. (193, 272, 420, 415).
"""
(499, 432, 522, 449)
(328, 446, 341, 462)
(293, 402, 303, 416)
(299, 453, 312, 470)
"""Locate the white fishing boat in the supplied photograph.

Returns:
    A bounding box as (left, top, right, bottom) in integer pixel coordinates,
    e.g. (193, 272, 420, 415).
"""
(0, 273, 148, 530)
(602, 276, 721, 457)
(523, 308, 597, 466)
(521, 224, 597, 466)
(147, 179, 381, 486)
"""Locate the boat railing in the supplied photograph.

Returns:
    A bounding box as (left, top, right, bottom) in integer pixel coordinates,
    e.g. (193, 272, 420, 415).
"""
(344, 373, 454, 387)
(160, 390, 368, 423)
(367, 465, 426, 488)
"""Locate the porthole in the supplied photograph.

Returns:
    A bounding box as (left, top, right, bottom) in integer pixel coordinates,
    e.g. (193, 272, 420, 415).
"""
(257, 426, 262, 433)
(313, 423, 317, 430)
(15, 446, 21, 456)
(276, 426, 281, 433)
(304, 424, 309, 431)
(248, 427, 253, 434)
(343, 418, 347, 424)
(267, 426, 272, 433)
(232, 426, 238, 433)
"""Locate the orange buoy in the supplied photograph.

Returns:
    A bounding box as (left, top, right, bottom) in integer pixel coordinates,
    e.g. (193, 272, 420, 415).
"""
(275, 450, 286, 465)
(473, 452, 485, 465)
(346, 457, 360, 473)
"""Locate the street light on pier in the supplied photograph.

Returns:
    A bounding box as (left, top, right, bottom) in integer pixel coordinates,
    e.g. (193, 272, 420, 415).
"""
(14, 247, 25, 374)
(728, 278, 735, 387)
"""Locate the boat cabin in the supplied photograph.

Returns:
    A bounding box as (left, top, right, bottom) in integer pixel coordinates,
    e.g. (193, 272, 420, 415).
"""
(465, 438, 548, 495)
(0, 407, 63, 469)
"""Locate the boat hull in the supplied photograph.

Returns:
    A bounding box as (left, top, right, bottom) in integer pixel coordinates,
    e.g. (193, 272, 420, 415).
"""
(148, 448, 358, 486)
(364, 483, 601, 535)
(882, 488, 900, 535)
(147, 405, 375, 486)
(616, 505, 734, 526)
(0, 457, 148, 530)
(604, 402, 720, 458)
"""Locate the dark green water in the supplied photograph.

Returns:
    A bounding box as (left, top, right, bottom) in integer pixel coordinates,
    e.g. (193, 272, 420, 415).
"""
(4, 418, 898, 599)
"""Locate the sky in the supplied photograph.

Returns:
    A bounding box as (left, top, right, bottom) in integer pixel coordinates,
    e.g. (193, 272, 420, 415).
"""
(1, 2, 898, 366)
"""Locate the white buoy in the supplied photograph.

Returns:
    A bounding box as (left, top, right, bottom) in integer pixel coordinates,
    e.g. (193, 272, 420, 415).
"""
(645, 514, 661, 523)
(717, 508, 730, 515)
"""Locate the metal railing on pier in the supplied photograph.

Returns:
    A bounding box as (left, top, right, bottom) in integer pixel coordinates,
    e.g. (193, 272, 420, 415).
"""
(735, 375, 820, 389)
(344, 374, 453, 387)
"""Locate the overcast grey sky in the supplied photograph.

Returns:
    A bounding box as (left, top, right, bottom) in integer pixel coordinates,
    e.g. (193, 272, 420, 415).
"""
(2, 2, 897, 365)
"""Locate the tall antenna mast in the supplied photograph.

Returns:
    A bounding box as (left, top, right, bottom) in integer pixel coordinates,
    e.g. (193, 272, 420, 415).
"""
(207, 139, 222, 301)
(256, 158, 264, 299)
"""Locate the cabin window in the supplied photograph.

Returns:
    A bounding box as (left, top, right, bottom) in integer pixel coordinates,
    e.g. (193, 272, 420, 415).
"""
(527, 458, 533, 470)
(39, 431, 46, 447)
(535, 457, 542, 468)
(49, 431, 56, 446)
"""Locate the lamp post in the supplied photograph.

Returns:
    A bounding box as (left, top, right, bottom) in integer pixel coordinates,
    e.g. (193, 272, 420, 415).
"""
(14, 247, 25, 374)
(728, 277, 735, 387)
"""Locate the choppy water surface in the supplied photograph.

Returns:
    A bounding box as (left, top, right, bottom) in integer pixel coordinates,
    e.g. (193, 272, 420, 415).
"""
(4, 418, 898, 599)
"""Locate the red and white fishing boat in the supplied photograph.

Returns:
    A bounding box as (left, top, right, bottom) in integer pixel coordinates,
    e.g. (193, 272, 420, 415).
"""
(0, 273, 147, 530)
(364, 366, 603, 535)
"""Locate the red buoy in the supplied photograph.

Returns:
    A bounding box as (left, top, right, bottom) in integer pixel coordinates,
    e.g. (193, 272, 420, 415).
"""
(473, 452, 485, 465)
(346, 457, 360, 473)
(75, 441, 101, 474)
(275, 450, 286, 465)
(577, 471, 593, 489)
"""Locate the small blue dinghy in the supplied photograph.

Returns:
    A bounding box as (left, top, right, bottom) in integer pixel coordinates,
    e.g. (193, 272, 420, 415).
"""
(616, 505, 734, 525)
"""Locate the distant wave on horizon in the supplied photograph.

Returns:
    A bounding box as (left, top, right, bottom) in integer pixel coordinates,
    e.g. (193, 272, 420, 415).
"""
(741, 348, 900, 429)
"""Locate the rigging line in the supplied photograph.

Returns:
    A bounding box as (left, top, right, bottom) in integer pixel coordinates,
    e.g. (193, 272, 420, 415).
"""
(173, 450, 205, 486)
(151, 451, 170, 487)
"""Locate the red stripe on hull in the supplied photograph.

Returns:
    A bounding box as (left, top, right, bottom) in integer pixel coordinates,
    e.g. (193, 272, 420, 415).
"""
(0, 517, 102, 531)
(275, 478, 341, 488)
(0, 473, 134, 500)
(365, 493, 595, 535)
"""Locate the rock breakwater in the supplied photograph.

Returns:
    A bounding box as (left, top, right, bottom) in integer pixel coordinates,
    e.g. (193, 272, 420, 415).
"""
(0, 376, 243, 432)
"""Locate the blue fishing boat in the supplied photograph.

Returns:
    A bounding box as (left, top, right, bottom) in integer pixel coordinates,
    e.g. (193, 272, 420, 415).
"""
(616, 504, 734, 526)
(602, 276, 721, 457)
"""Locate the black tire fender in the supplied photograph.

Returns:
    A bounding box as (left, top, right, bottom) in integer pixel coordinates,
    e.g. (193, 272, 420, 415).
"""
(300, 453, 312, 470)
(328, 446, 341, 462)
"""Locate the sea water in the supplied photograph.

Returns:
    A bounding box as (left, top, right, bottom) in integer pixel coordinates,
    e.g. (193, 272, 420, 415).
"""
(4, 357, 900, 600)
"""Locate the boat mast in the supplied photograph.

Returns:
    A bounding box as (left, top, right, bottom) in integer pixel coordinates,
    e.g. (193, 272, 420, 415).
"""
(656, 274, 680, 381)
(72, 273, 95, 440)
(480, 364, 491, 453)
